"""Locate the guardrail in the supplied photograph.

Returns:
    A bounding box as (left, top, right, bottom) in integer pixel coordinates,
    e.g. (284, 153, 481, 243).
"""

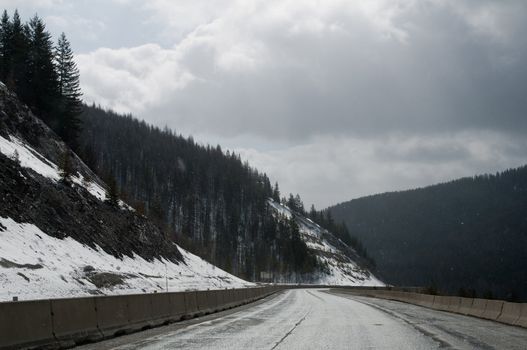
(3, 285, 524, 349)
(333, 288, 527, 329)
(0, 286, 282, 350)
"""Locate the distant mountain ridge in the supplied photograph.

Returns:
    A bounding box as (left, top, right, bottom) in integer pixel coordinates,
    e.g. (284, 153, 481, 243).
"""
(328, 166, 527, 300)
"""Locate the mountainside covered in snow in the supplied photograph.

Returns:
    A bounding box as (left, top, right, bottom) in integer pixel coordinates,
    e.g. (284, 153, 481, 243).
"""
(0, 82, 251, 301)
(268, 200, 383, 286)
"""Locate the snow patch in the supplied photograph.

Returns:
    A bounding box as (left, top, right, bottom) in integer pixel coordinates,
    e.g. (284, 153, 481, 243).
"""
(0, 134, 131, 208)
(0, 217, 252, 301)
(0, 134, 60, 181)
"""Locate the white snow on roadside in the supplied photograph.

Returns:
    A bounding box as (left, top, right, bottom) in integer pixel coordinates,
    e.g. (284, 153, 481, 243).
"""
(0, 217, 252, 302)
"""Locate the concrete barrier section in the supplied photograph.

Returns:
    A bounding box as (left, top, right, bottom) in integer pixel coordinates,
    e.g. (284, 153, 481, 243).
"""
(51, 297, 101, 345)
(404, 293, 421, 305)
(514, 303, 527, 328)
(458, 297, 474, 315)
(419, 294, 435, 308)
(221, 289, 234, 309)
(169, 292, 187, 320)
(447, 297, 461, 313)
(0, 299, 54, 350)
(184, 292, 199, 317)
(150, 293, 171, 326)
(432, 296, 450, 311)
(216, 289, 229, 310)
(196, 290, 217, 314)
(497, 302, 522, 325)
(126, 294, 154, 331)
(4, 285, 526, 350)
(481, 300, 504, 321)
(95, 295, 130, 337)
(236, 288, 248, 304)
(467, 298, 487, 318)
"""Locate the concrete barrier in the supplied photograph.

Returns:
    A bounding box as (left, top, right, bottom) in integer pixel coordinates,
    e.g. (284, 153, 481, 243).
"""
(404, 293, 421, 305)
(432, 296, 450, 311)
(184, 292, 199, 317)
(497, 302, 522, 325)
(51, 297, 101, 346)
(169, 292, 187, 320)
(238, 288, 248, 304)
(3, 286, 525, 350)
(481, 300, 504, 321)
(242, 288, 250, 302)
(196, 290, 218, 314)
(0, 299, 54, 350)
(418, 294, 435, 308)
(126, 294, 154, 331)
(514, 304, 527, 328)
(150, 293, 171, 326)
(221, 289, 237, 309)
(458, 297, 474, 315)
(447, 297, 461, 313)
(467, 298, 487, 318)
(95, 295, 130, 337)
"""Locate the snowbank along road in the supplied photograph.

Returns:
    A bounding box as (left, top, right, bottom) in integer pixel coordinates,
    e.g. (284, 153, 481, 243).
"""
(77, 289, 527, 349)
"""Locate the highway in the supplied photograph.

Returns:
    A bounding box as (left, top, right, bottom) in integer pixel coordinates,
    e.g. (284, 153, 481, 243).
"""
(77, 289, 527, 349)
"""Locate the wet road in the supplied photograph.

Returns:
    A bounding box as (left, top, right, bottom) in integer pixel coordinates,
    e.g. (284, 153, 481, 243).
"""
(77, 289, 527, 349)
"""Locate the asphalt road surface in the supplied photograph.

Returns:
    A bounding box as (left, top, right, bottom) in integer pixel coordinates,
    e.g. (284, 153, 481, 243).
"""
(77, 289, 527, 349)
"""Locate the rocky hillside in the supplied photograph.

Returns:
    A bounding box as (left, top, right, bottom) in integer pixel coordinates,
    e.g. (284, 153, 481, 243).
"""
(0, 82, 251, 301)
(268, 200, 383, 286)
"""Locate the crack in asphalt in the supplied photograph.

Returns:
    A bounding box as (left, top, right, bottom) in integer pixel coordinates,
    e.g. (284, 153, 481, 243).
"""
(270, 309, 311, 350)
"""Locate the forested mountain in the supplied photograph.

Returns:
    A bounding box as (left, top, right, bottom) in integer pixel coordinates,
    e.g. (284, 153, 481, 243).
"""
(79, 105, 276, 279)
(78, 106, 375, 282)
(0, 80, 250, 301)
(329, 167, 527, 301)
(1, 10, 376, 285)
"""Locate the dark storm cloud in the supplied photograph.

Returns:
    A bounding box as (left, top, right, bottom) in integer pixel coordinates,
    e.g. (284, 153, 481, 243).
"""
(77, 0, 527, 143)
(10, 0, 527, 206)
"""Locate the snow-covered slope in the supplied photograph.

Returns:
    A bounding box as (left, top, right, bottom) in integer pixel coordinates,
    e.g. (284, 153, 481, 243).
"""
(0, 133, 108, 202)
(0, 217, 251, 302)
(0, 82, 252, 302)
(268, 200, 384, 286)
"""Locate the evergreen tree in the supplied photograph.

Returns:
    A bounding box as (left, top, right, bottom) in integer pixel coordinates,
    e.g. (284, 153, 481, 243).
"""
(25, 14, 58, 123)
(55, 32, 82, 149)
(6, 10, 29, 92)
(105, 174, 119, 206)
(59, 149, 73, 183)
(272, 182, 280, 202)
(309, 204, 317, 220)
(0, 10, 11, 82)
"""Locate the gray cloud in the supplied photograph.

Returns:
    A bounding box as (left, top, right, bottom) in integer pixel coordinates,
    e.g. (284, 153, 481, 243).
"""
(75, 1, 527, 141)
(5, 0, 527, 207)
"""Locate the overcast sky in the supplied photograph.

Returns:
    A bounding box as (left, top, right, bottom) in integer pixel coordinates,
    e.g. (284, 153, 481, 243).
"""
(4, 0, 527, 208)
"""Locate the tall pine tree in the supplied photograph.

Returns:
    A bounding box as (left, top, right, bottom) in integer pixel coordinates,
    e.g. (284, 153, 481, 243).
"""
(5, 10, 29, 92)
(55, 32, 82, 149)
(0, 10, 11, 82)
(26, 14, 58, 123)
